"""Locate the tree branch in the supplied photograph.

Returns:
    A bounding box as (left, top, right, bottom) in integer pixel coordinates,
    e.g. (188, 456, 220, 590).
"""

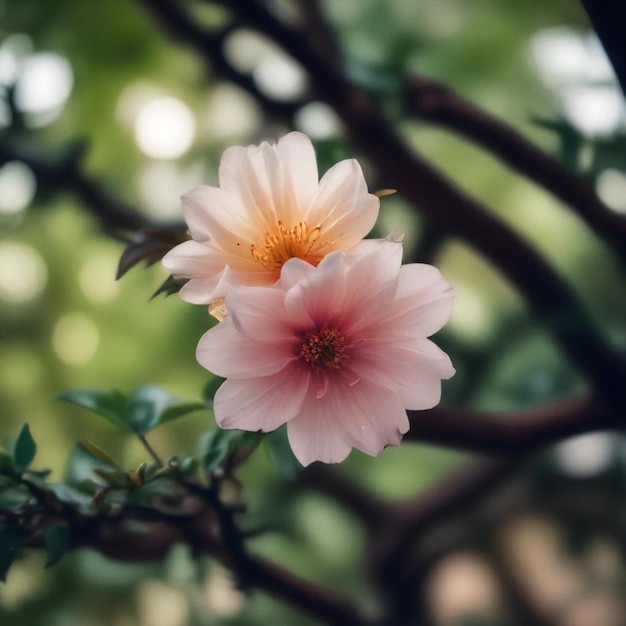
(405, 394, 623, 455)
(0, 142, 147, 232)
(404, 74, 626, 264)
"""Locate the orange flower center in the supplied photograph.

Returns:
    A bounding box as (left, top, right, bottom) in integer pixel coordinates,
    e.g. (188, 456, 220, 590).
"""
(300, 329, 348, 370)
(251, 221, 327, 271)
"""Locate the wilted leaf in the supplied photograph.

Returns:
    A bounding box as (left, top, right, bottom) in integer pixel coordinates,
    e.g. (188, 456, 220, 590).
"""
(44, 524, 70, 567)
(13, 424, 36, 473)
(58, 389, 131, 432)
(79, 439, 121, 470)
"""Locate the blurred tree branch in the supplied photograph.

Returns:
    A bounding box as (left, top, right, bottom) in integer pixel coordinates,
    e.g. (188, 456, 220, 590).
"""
(404, 74, 626, 265)
(0, 142, 147, 232)
(406, 394, 623, 455)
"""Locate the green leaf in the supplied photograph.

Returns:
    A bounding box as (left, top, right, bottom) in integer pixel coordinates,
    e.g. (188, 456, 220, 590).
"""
(44, 524, 69, 568)
(58, 389, 131, 432)
(93, 467, 131, 488)
(0, 487, 31, 512)
(0, 524, 21, 582)
(159, 402, 206, 426)
(48, 484, 93, 511)
(0, 452, 16, 479)
(201, 428, 261, 472)
(13, 424, 36, 473)
(202, 377, 225, 410)
(265, 425, 300, 478)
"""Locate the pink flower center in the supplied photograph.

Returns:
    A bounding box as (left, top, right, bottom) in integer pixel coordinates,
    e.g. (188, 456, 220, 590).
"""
(251, 221, 327, 271)
(300, 328, 348, 370)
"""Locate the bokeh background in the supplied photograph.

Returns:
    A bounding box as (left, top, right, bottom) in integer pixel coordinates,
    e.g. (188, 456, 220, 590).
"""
(0, 1, 624, 625)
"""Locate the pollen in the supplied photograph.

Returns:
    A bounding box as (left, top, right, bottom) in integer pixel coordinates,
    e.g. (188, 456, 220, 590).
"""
(251, 221, 327, 271)
(300, 329, 348, 370)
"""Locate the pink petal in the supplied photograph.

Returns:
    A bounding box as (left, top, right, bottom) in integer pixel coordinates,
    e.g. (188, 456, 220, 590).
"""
(283, 252, 349, 328)
(287, 386, 352, 466)
(227, 286, 298, 341)
(214, 361, 310, 431)
(196, 318, 296, 378)
(381, 264, 454, 338)
(351, 337, 455, 410)
(330, 377, 409, 456)
(277, 257, 317, 290)
(177, 265, 267, 305)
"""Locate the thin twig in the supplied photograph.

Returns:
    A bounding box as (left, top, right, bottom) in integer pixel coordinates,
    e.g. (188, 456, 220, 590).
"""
(138, 435, 164, 466)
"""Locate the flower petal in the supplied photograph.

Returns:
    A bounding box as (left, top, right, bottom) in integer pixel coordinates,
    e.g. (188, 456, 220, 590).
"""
(275, 132, 318, 213)
(330, 377, 409, 456)
(227, 286, 298, 341)
(352, 337, 455, 410)
(196, 318, 296, 378)
(214, 362, 309, 431)
(311, 159, 378, 247)
(287, 387, 352, 466)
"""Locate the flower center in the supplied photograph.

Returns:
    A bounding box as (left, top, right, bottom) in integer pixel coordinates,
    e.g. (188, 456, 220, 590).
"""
(251, 221, 326, 271)
(300, 329, 348, 370)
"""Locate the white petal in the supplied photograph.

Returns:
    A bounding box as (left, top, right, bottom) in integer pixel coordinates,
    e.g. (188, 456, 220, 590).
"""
(196, 318, 296, 378)
(182, 186, 257, 254)
(311, 159, 378, 246)
(275, 132, 318, 213)
(277, 257, 317, 290)
(214, 362, 309, 431)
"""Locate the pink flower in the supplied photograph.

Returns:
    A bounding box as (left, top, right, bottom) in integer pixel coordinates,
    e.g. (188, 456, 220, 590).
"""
(197, 240, 455, 466)
(162, 132, 379, 308)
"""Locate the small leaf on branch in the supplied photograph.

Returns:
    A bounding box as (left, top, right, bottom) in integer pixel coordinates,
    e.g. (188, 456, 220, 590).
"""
(93, 467, 131, 488)
(126, 385, 203, 436)
(44, 524, 70, 568)
(0, 524, 21, 582)
(58, 389, 131, 432)
(0, 451, 16, 480)
(201, 429, 262, 472)
(13, 424, 36, 473)
(150, 275, 187, 300)
(116, 228, 188, 280)
(265, 425, 300, 478)
(203, 377, 226, 410)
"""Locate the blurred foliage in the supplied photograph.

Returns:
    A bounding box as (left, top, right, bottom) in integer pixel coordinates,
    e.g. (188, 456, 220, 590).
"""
(0, 0, 624, 625)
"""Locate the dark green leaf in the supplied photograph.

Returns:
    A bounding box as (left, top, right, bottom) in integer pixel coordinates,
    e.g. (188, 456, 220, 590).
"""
(202, 377, 225, 410)
(150, 275, 187, 300)
(58, 389, 131, 432)
(13, 424, 36, 473)
(0, 524, 21, 582)
(265, 425, 300, 478)
(0, 486, 31, 511)
(159, 402, 206, 426)
(44, 524, 69, 567)
(0, 452, 15, 479)
(66, 442, 120, 484)
(201, 428, 261, 472)
(126, 385, 182, 435)
(48, 484, 93, 510)
(125, 477, 173, 505)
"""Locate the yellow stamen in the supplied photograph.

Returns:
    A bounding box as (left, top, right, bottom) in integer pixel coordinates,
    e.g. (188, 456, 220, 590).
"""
(300, 329, 348, 370)
(251, 221, 327, 271)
